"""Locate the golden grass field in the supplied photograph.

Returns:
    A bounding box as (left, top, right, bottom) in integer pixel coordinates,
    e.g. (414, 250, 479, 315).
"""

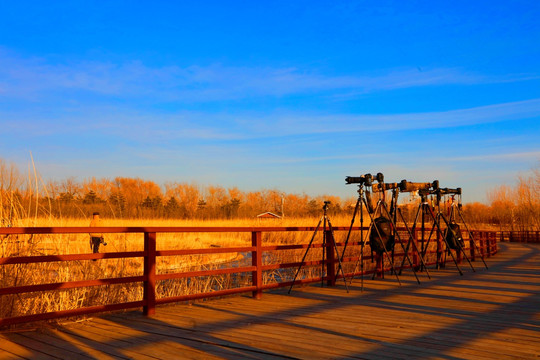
(4, 215, 358, 254)
(1, 215, 370, 322)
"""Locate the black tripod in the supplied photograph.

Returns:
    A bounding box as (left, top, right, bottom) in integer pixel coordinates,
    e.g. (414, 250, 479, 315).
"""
(366, 195, 428, 284)
(398, 189, 442, 271)
(448, 196, 489, 270)
(384, 187, 432, 281)
(288, 201, 349, 293)
(338, 184, 404, 290)
(338, 184, 367, 290)
(410, 191, 475, 276)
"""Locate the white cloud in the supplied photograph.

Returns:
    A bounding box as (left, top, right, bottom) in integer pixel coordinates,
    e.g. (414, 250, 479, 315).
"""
(1, 48, 528, 102)
(2, 97, 540, 141)
(235, 98, 540, 136)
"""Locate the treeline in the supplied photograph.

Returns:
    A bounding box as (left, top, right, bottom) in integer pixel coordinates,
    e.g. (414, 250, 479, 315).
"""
(1, 158, 538, 230)
(461, 167, 540, 231)
(0, 159, 346, 222)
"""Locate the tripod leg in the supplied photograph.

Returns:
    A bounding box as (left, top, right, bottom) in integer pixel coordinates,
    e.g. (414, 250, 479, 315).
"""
(342, 188, 365, 290)
(421, 206, 426, 271)
(327, 218, 350, 292)
(322, 215, 326, 287)
(426, 207, 463, 275)
(288, 216, 323, 294)
(339, 195, 361, 265)
(360, 196, 364, 291)
(360, 237, 364, 291)
(380, 203, 421, 284)
(365, 200, 401, 286)
(398, 203, 422, 273)
(421, 218, 437, 268)
(398, 223, 413, 275)
(347, 199, 368, 287)
(397, 207, 431, 279)
(347, 228, 367, 286)
(439, 212, 476, 272)
(364, 201, 381, 281)
(457, 206, 489, 269)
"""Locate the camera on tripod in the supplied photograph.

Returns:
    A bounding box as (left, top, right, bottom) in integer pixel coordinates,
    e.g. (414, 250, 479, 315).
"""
(345, 172, 384, 186)
(436, 187, 462, 196)
(372, 182, 400, 193)
(399, 180, 439, 193)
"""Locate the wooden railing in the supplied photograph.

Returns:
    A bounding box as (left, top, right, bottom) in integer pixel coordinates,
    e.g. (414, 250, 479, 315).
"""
(499, 231, 540, 243)
(0, 226, 498, 327)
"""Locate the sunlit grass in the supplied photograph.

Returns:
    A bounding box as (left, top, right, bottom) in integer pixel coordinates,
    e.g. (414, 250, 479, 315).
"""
(0, 215, 363, 323)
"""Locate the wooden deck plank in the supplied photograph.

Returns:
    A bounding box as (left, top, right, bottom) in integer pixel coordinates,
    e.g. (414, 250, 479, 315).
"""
(100, 313, 335, 359)
(0, 333, 59, 360)
(2, 332, 95, 360)
(184, 298, 536, 359)
(78, 317, 284, 360)
(0, 242, 539, 359)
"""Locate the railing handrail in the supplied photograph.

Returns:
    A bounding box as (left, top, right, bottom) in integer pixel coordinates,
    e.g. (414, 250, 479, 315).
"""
(499, 230, 540, 243)
(0, 226, 361, 235)
(1, 225, 505, 235)
(0, 226, 499, 327)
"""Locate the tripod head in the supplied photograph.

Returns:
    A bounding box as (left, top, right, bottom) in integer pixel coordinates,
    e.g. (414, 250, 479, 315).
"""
(431, 187, 462, 208)
(360, 172, 400, 193)
(416, 185, 462, 208)
(323, 200, 331, 211)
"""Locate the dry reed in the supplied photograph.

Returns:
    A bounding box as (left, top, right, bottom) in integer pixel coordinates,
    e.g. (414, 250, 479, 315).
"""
(0, 215, 363, 322)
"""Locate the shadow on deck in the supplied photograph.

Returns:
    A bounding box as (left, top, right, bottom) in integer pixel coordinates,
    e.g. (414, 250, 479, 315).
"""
(1, 242, 539, 359)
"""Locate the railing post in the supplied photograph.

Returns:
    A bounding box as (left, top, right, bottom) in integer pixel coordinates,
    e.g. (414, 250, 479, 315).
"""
(325, 229, 336, 286)
(470, 232, 475, 262)
(486, 232, 491, 257)
(144, 232, 156, 316)
(480, 233, 485, 258)
(491, 232, 496, 256)
(436, 230, 443, 268)
(252, 231, 263, 299)
(375, 253, 383, 278)
(413, 229, 419, 271)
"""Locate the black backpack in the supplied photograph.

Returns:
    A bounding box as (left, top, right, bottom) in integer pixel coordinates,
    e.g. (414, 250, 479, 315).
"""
(445, 222, 464, 250)
(370, 217, 395, 254)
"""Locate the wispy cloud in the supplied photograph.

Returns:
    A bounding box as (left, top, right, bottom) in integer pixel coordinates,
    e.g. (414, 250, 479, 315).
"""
(445, 151, 540, 162)
(227, 98, 540, 137)
(1, 48, 531, 103)
(2, 97, 540, 141)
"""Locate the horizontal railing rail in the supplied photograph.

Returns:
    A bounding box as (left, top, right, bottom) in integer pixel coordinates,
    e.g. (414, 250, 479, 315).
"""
(499, 230, 540, 243)
(0, 226, 498, 327)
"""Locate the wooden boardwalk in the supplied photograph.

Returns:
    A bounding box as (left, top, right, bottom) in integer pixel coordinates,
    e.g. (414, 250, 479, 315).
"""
(1, 242, 539, 359)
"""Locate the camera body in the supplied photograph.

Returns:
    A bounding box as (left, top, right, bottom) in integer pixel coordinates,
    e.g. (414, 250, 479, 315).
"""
(372, 182, 400, 192)
(437, 187, 462, 196)
(323, 200, 331, 211)
(399, 180, 439, 193)
(345, 172, 384, 186)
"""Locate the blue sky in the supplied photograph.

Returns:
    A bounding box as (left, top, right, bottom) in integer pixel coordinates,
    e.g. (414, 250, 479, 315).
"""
(1, 1, 539, 203)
